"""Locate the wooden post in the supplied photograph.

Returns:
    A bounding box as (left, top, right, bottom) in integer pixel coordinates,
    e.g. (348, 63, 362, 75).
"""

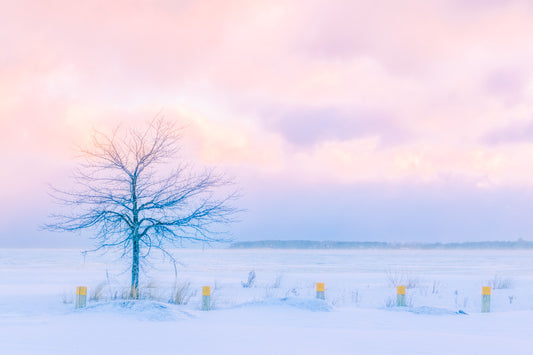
(202, 286, 211, 311)
(397, 286, 406, 307)
(76, 286, 87, 309)
(482, 286, 491, 313)
(316, 282, 325, 300)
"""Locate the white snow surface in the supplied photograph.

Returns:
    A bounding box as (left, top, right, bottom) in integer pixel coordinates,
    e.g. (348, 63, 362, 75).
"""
(1, 248, 533, 354)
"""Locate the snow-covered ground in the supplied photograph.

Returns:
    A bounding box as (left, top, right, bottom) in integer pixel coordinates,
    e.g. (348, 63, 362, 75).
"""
(1, 248, 532, 354)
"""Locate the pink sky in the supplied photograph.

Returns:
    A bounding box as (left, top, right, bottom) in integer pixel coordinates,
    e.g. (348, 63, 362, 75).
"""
(3, 0, 533, 245)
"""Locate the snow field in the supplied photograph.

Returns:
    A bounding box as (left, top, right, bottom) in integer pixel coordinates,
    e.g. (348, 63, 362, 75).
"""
(1, 248, 533, 354)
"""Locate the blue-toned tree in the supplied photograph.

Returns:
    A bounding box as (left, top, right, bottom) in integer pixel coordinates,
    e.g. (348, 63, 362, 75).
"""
(46, 117, 239, 298)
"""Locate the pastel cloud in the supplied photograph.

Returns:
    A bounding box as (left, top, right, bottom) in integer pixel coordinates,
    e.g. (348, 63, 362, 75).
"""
(259, 106, 409, 147)
(4, 0, 533, 244)
(485, 120, 533, 145)
(484, 68, 527, 105)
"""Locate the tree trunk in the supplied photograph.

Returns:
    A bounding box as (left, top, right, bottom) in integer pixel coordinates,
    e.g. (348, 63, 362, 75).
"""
(131, 238, 140, 299)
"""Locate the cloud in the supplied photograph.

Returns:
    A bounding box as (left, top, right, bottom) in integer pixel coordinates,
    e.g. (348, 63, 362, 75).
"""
(484, 68, 527, 105)
(485, 120, 533, 144)
(3, 0, 533, 208)
(234, 180, 533, 242)
(6, 0, 533, 245)
(260, 106, 410, 147)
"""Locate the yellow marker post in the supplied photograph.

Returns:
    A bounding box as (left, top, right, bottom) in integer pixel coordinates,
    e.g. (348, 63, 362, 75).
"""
(76, 286, 87, 309)
(316, 283, 325, 300)
(482, 286, 491, 313)
(202, 286, 211, 311)
(397, 286, 406, 307)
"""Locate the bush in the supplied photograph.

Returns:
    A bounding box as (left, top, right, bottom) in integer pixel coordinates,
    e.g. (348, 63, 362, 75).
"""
(89, 281, 107, 301)
(386, 268, 419, 289)
(171, 281, 195, 305)
(241, 271, 256, 288)
(487, 275, 513, 289)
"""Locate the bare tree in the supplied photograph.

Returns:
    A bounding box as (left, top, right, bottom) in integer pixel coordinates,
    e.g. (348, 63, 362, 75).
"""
(45, 117, 239, 298)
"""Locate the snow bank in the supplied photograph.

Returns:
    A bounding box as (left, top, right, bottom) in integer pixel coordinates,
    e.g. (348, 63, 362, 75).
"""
(389, 306, 467, 316)
(79, 300, 192, 321)
(235, 297, 333, 312)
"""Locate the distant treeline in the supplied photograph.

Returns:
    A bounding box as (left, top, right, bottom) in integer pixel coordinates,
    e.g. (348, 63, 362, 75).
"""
(229, 240, 533, 250)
